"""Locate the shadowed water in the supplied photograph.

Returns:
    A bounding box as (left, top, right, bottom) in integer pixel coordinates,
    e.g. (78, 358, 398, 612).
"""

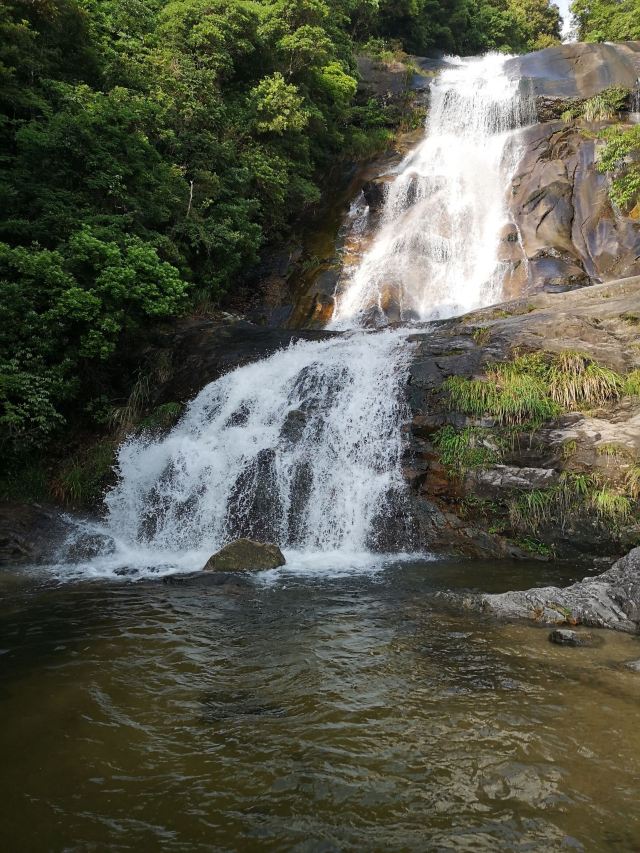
(2, 560, 640, 851)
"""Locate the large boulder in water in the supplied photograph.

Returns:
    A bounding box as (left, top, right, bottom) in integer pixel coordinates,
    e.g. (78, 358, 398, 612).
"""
(202, 539, 285, 572)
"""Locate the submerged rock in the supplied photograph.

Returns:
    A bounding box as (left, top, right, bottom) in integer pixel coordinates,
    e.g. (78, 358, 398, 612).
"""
(203, 539, 286, 572)
(549, 629, 593, 647)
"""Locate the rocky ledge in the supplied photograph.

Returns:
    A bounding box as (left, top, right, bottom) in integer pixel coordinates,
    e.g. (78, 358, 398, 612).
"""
(405, 275, 640, 560)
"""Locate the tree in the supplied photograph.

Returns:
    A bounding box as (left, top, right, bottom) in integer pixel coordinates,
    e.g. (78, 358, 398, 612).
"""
(571, 0, 640, 42)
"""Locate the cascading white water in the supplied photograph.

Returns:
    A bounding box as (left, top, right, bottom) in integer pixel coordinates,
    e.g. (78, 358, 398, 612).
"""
(58, 54, 534, 579)
(330, 53, 535, 328)
(62, 331, 413, 577)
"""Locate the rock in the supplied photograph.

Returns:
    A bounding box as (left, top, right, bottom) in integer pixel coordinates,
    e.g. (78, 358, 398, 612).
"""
(202, 539, 286, 572)
(549, 628, 592, 646)
(508, 122, 640, 292)
(362, 178, 390, 214)
(154, 320, 336, 406)
(623, 659, 640, 673)
(466, 465, 559, 497)
(506, 42, 640, 99)
(280, 408, 308, 443)
(0, 502, 70, 566)
(480, 546, 640, 633)
(163, 571, 253, 589)
(535, 95, 581, 123)
(405, 277, 640, 559)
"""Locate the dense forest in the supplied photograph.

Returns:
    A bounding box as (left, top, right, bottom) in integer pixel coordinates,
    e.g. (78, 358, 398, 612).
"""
(0, 0, 635, 473)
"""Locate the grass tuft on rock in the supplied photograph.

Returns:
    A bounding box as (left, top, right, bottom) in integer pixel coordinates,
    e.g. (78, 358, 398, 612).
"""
(50, 440, 117, 507)
(548, 351, 623, 408)
(562, 87, 629, 122)
(432, 426, 502, 477)
(443, 350, 635, 427)
(443, 353, 558, 426)
(509, 472, 635, 534)
(623, 370, 640, 397)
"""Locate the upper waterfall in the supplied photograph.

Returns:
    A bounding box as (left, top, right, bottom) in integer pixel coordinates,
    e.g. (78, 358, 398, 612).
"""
(330, 53, 535, 329)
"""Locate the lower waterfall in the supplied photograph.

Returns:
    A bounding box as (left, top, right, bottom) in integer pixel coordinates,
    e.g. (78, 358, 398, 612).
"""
(62, 330, 413, 577)
(59, 53, 534, 579)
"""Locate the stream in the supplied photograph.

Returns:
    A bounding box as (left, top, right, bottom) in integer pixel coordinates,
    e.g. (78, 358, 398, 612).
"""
(2, 560, 640, 851)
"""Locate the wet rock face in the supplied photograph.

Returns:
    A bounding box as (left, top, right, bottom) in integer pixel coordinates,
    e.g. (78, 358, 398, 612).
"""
(507, 42, 640, 99)
(507, 122, 640, 295)
(361, 178, 388, 215)
(153, 320, 335, 405)
(0, 503, 70, 566)
(203, 539, 286, 572)
(502, 43, 640, 297)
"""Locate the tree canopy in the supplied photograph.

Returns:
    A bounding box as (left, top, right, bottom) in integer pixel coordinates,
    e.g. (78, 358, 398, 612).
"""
(570, 0, 640, 42)
(0, 0, 562, 458)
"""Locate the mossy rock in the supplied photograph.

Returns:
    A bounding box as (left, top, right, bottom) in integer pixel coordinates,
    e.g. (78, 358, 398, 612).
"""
(202, 539, 286, 572)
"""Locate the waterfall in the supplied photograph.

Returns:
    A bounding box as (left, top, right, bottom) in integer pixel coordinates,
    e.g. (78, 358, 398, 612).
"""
(58, 54, 533, 579)
(62, 331, 413, 577)
(330, 53, 535, 328)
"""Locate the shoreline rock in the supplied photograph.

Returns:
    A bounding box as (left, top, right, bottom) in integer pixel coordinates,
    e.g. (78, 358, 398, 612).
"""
(479, 546, 640, 633)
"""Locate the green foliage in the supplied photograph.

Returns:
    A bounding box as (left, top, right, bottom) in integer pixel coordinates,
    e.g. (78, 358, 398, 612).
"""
(472, 327, 491, 346)
(596, 124, 640, 214)
(51, 439, 117, 506)
(432, 426, 502, 477)
(597, 442, 632, 460)
(443, 353, 560, 427)
(138, 402, 185, 432)
(509, 472, 636, 534)
(623, 370, 640, 397)
(590, 486, 632, 523)
(625, 465, 640, 500)
(548, 350, 623, 409)
(0, 232, 187, 451)
(513, 536, 553, 557)
(0, 0, 568, 462)
(571, 0, 640, 42)
(0, 461, 50, 503)
(562, 87, 630, 122)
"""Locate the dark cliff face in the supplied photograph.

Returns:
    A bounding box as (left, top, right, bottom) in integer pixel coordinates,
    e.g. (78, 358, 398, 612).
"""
(404, 277, 640, 561)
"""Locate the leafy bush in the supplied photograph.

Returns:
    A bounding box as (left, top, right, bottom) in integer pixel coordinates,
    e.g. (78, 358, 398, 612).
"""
(596, 124, 640, 213)
(0, 0, 566, 463)
(571, 0, 640, 42)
